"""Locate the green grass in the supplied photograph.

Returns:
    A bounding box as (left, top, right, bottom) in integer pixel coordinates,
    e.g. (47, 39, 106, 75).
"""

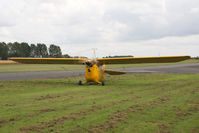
(0, 59, 198, 73)
(0, 74, 199, 133)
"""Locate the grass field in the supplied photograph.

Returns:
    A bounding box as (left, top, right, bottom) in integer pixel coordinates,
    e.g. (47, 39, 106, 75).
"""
(0, 74, 199, 133)
(0, 59, 199, 73)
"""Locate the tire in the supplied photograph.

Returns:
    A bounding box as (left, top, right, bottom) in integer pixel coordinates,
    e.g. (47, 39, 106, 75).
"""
(78, 80, 82, 85)
(102, 81, 105, 86)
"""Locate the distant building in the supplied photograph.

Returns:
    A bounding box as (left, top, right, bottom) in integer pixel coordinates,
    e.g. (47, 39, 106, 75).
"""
(103, 55, 134, 58)
(73, 56, 88, 59)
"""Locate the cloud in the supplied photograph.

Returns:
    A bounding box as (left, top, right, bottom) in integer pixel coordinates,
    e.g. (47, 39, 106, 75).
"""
(0, 0, 199, 57)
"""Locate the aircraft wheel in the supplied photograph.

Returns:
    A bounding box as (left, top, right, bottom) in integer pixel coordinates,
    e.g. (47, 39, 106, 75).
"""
(102, 81, 105, 86)
(78, 80, 82, 85)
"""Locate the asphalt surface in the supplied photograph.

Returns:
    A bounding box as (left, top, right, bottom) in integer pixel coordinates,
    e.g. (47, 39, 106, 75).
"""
(0, 63, 199, 81)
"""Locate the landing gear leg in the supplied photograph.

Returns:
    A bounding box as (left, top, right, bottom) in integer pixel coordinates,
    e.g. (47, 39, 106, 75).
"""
(102, 81, 105, 86)
(78, 80, 87, 85)
(96, 81, 105, 86)
(78, 80, 82, 85)
(82, 81, 87, 85)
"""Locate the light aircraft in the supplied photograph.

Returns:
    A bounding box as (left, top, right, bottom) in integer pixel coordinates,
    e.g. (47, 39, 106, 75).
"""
(10, 55, 190, 86)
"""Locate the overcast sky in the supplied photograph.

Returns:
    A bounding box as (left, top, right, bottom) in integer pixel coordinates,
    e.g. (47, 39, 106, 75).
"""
(0, 0, 199, 58)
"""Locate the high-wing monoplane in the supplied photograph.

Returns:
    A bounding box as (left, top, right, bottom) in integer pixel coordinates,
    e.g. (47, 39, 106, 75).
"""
(10, 55, 190, 85)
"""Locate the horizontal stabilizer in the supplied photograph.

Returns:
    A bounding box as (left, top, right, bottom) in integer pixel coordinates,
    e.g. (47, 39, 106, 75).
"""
(105, 70, 126, 75)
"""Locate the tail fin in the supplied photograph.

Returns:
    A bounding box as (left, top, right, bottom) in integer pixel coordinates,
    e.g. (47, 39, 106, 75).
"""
(92, 48, 97, 62)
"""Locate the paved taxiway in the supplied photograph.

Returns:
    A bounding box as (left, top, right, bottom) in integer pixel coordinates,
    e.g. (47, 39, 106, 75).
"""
(0, 63, 199, 81)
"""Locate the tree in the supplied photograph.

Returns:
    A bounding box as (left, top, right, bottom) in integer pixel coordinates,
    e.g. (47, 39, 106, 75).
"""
(36, 43, 48, 57)
(7, 42, 30, 57)
(0, 42, 8, 60)
(30, 44, 37, 57)
(49, 44, 62, 58)
(1, 42, 67, 58)
(20, 42, 31, 57)
(9, 42, 20, 57)
(62, 54, 70, 58)
(7, 42, 14, 57)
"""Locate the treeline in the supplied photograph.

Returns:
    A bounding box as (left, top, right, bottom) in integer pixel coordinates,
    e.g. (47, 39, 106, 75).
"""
(192, 56, 199, 59)
(0, 42, 70, 60)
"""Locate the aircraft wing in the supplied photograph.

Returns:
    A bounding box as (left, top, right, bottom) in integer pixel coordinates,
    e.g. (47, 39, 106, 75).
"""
(97, 56, 190, 64)
(9, 58, 87, 64)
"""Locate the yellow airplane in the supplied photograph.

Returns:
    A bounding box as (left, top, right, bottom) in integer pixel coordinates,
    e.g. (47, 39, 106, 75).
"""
(10, 55, 190, 86)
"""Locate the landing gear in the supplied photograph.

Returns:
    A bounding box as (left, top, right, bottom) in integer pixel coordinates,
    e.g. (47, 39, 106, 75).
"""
(78, 80, 82, 85)
(78, 80, 88, 85)
(102, 81, 105, 86)
(78, 80, 104, 86)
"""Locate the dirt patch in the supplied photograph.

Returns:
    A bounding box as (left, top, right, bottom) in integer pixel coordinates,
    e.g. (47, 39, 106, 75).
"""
(20, 122, 55, 132)
(0, 119, 8, 125)
(89, 127, 105, 133)
(156, 131, 172, 133)
(158, 123, 169, 129)
(70, 128, 83, 133)
(36, 94, 60, 101)
(0, 60, 19, 65)
(128, 108, 135, 112)
(0, 118, 15, 125)
(20, 115, 78, 132)
(20, 125, 43, 132)
(159, 97, 169, 102)
(189, 105, 199, 112)
(0, 85, 4, 89)
(147, 96, 170, 106)
(89, 110, 128, 132)
(169, 121, 175, 125)
(69, 105, 106, 116)
(5, 104, 16, 106)
(177, 112, 192, 117)
(9, 118, 15, 121)
(157, 123, 172, 133)
(192, 127, 199, 133)
(190, 87, 199, 94)
(118, 99, 129, 103)
(176, 111, 192, 120)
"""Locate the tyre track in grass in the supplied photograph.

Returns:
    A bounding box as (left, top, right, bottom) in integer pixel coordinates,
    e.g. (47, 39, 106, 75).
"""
(19, 77, 199, 133)
(20, 95, 141, 132)
(80, 80, 199, 133)
(19, 92, 173, 132)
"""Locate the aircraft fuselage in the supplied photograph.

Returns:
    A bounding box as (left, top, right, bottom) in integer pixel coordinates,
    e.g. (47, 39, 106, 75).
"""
(85, 64, 104, 84)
